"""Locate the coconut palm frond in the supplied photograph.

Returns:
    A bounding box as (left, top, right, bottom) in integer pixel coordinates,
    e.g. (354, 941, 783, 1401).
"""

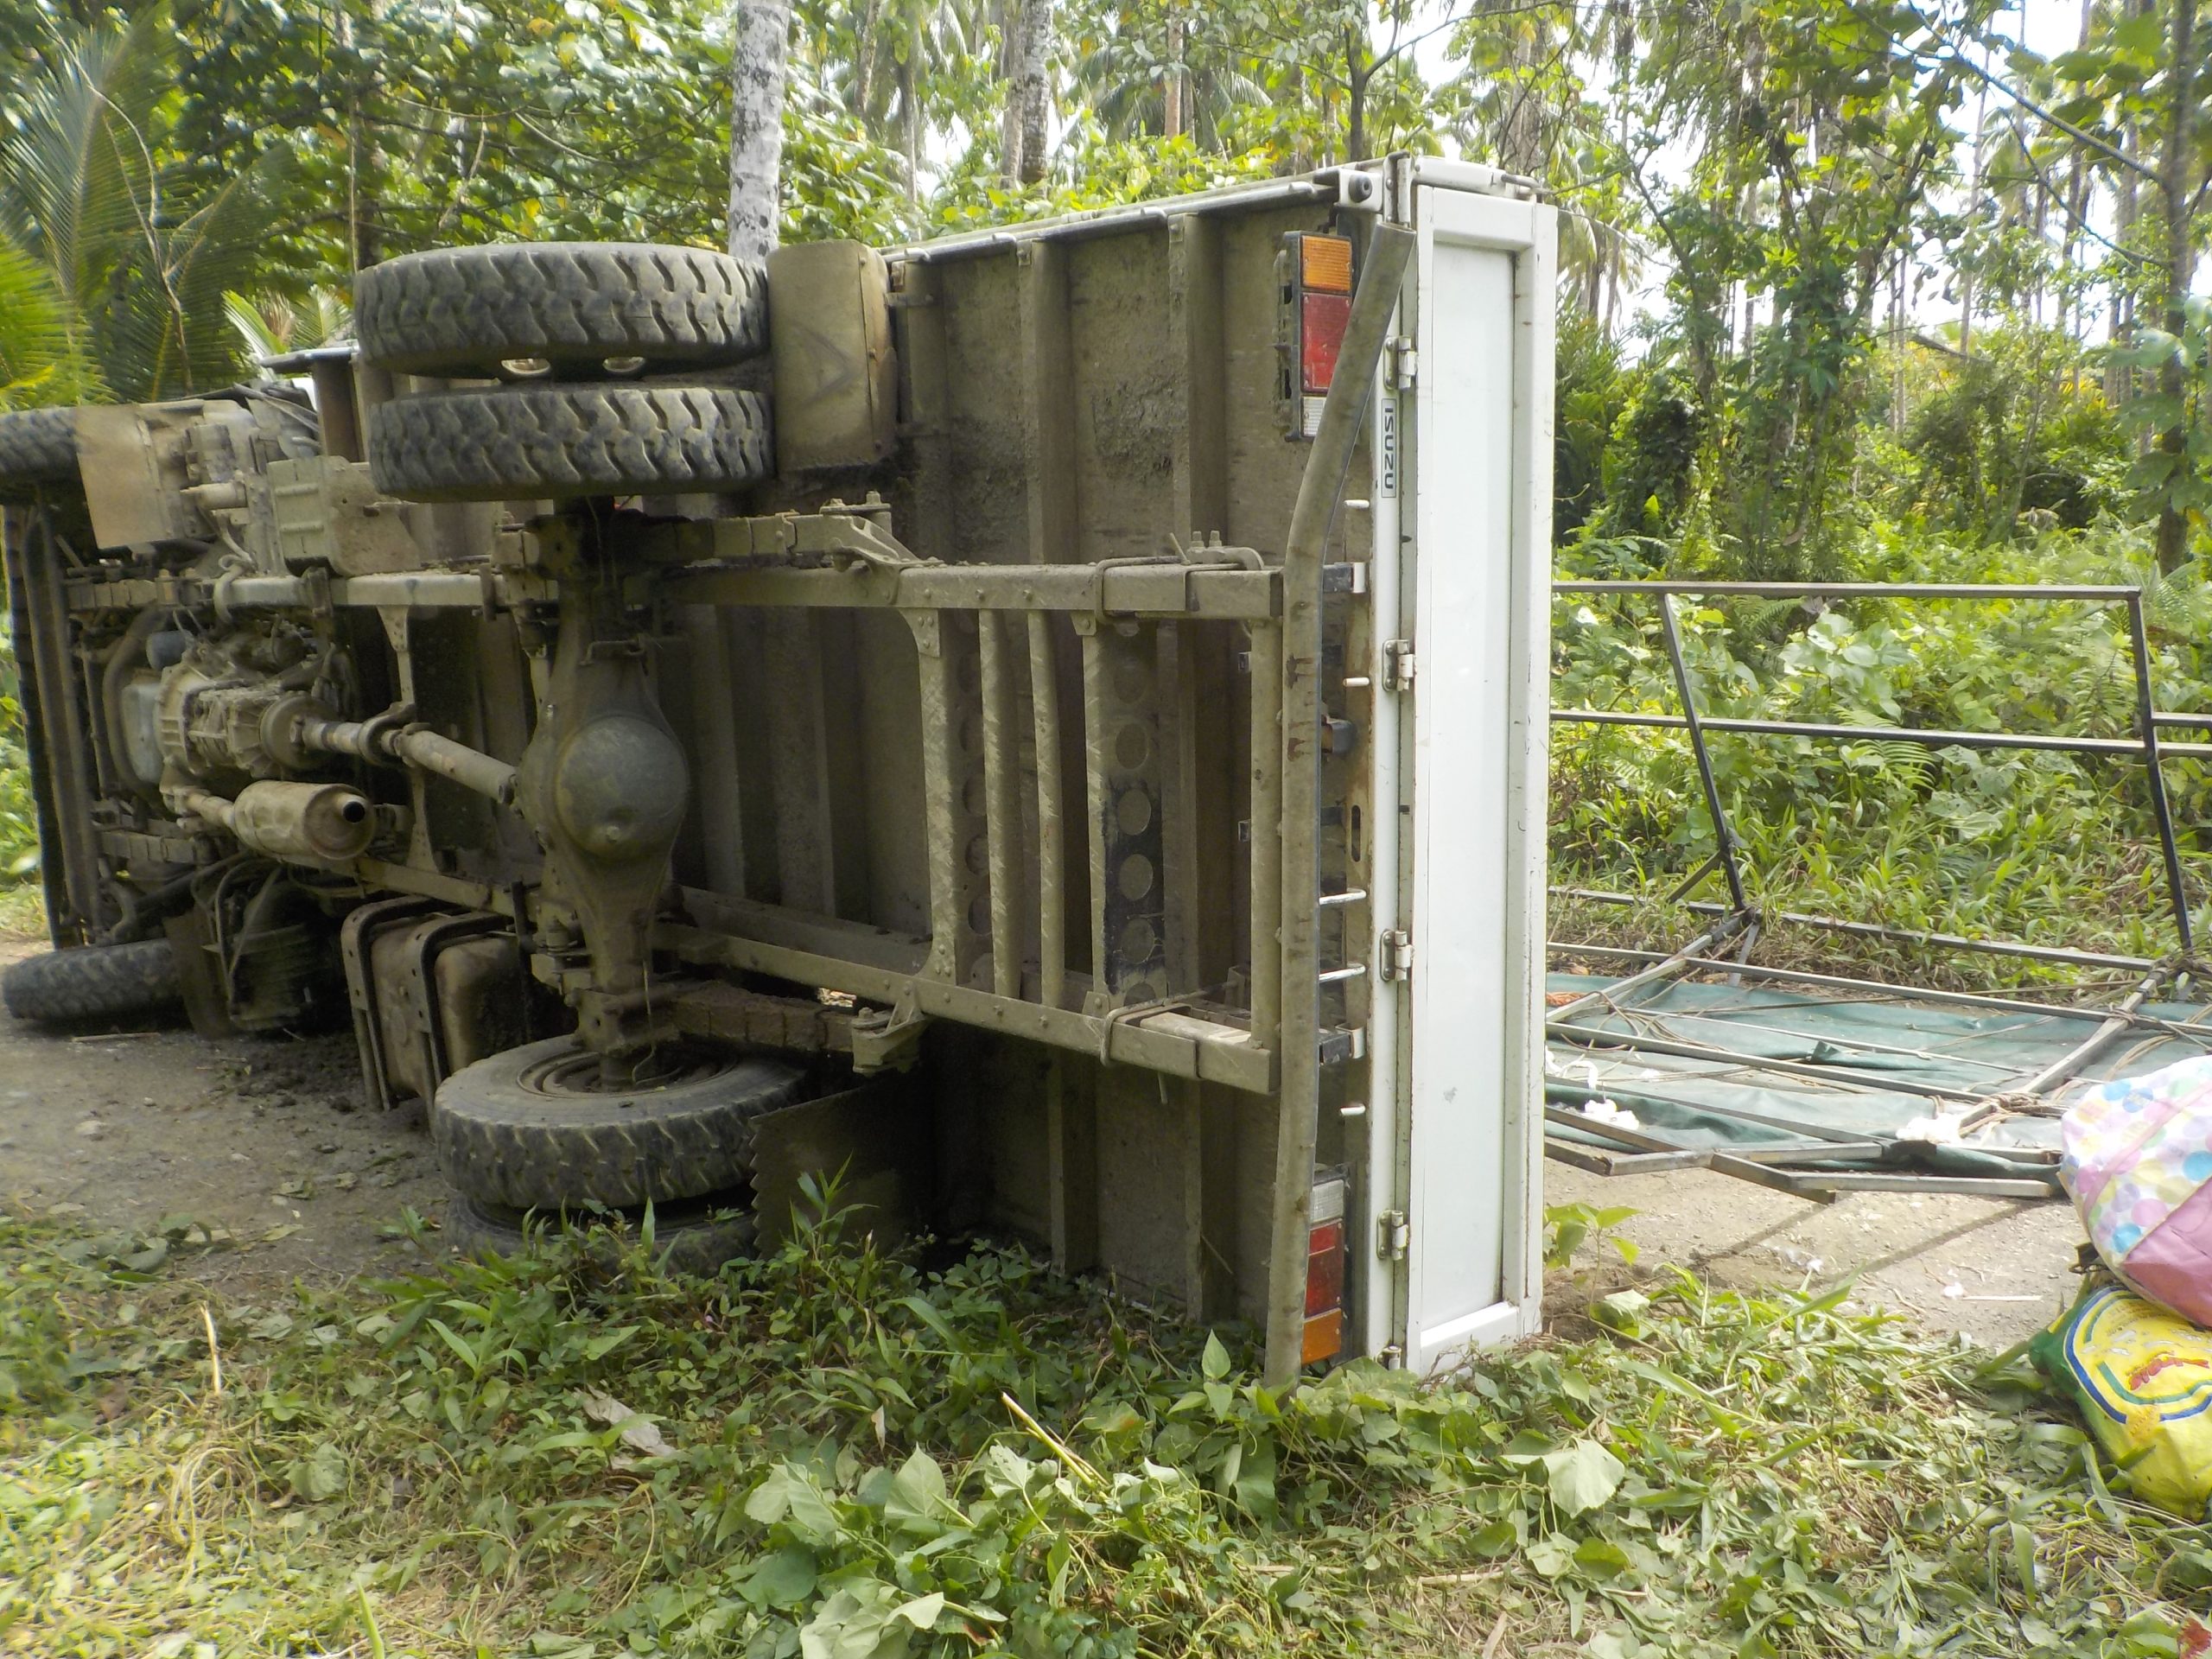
(0, 8, 170, 315)
(0, 236, 95, 408)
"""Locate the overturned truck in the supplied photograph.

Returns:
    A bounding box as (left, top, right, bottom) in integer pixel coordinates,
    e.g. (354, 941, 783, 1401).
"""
(1, 160, 1552, 1382)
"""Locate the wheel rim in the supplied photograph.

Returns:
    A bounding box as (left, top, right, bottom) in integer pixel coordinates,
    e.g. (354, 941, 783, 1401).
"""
(516, 1042, 741, 1099)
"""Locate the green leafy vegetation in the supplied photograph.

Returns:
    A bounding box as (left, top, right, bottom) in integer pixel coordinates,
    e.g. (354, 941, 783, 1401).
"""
(1549, 513, 2212, 985)
(0, 610, 41, 896)
(0, 0, 2207, 963)
(2, 1202, 2208, 1657)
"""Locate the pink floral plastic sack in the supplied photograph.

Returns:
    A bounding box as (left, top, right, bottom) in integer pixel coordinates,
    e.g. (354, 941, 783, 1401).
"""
(2060, 1054, 2212, 1329)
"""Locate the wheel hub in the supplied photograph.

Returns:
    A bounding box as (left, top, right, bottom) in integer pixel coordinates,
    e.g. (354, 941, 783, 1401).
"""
(516, 1042, 735, 1098)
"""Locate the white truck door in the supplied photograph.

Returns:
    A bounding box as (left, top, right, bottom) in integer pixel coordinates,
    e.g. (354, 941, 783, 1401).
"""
(1383, 166, 1554, 1373)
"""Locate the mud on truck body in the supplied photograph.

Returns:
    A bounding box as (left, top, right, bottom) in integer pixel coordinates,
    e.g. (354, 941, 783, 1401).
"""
(0, 159, 1553, 1383)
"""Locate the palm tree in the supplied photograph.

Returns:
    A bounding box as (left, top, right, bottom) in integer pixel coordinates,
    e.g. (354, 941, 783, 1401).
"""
(796, 0, 989, 202)
(1066, 5, 1269, 152)
(227, 289, 354, 365)
(0, 239, 79, 410)
(0, 6, 289, 405)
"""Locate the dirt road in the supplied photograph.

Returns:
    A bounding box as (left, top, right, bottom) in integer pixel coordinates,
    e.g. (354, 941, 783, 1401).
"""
(0, 935, 450, 1296)
(1545, 1162, 2082, 1348)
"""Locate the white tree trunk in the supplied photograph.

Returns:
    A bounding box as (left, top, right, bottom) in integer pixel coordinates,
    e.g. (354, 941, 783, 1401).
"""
(1162, 14, 1185, 140)
(1000, 1, 1027, 184)
(901, 59, 922, 203)
(1014, 0, 1054, 186)
(728, 0, 791, 264)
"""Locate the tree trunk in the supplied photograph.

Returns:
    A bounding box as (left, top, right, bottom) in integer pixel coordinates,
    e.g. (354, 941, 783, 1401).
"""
(1891, 258, 1906, 435)
(2108, 0, 2145, 406)
(854, 0, 883, 118)
(902, 58, 922, 205)
(1344, 29, 1368, 163)
(1000, 1, 1025, 184)
(1014, 0, 1055, 185)
(1959, 73, 1986, 357)
(2153, 0, 2201, 573)
(338, 6, 377, 275)
(728, 0, 791, 265)
(1163, 12, 1185, 140)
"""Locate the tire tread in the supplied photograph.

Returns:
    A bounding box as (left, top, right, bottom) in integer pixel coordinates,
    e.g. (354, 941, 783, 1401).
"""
(366, 384, 772, 502)
(446, 1192, 759, 1274)
(3, 941, 181, 1025)
(432, 1036, 804, 1211)
(0, 408, 79, 495)
(355, 242, 766, 376)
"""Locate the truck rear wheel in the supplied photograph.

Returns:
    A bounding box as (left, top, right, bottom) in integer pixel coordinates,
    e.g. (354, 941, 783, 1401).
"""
(0, 407, 79, 496)
(366, 383, 772, 502)
(2, 940, 181, 1026)
(445, 1189, 759, 1274)
(354, 242, 767, 378)
(430, 1033, 806, 1211)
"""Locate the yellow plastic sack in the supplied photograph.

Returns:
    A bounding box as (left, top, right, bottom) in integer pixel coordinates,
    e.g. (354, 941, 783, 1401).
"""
(2031, 1279, 2212, 1520)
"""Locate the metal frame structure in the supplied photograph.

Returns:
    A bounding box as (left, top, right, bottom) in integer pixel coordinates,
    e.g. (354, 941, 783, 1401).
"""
(1541, 579, 2211, 1198)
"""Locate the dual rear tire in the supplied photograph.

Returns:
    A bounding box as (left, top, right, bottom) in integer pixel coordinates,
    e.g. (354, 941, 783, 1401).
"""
(357, 241, 774, 503)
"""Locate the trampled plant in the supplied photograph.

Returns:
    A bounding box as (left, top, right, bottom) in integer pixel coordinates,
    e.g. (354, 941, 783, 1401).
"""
(2, 1197, 2206, 1657)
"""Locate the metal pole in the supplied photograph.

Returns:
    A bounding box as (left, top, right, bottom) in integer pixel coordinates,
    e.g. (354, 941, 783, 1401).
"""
(1027, 613, 1066, 1010)
(1556, 581, 2144, 601)
(1655, 594, 1750, 917)
(1549, 1075, 1954, 1148)
(1552, 705, 2212, 763)
(1547, 1017, 1986, 1102)
(2126, 594, 2193, 953)
(1554, 887, 2162, 971)
(1956, 966, 2171, 1133)
(1548, 939, 2170, 1025)
(1665, 852, 1722, 903)
(1606, 1002, 2033, 1074)
(1547, 924, 1726, 1024)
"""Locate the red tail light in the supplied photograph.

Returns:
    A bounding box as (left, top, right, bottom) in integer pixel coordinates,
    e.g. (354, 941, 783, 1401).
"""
(1283, 232, 1356, 439)
(1301, 293, 1352, 397)
(1301, 1171, 1348, 1364)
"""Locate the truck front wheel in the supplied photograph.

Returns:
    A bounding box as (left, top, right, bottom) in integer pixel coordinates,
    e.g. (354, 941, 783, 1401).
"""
(2, 940, 181, 1026)
(0, 407, 79, 497)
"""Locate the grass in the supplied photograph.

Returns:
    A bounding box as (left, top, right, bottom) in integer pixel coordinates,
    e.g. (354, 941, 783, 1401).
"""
(0, 881, 44, 942)
(2, 1200, 2207, 1658)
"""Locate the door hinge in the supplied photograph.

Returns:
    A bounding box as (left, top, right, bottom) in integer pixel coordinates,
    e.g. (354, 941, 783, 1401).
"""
(1377, 1209, 1409, 1261)
(1382, 639, 1415, 692)
(1379, 928, 1413, 981)
(1389, 338, 1418, 391)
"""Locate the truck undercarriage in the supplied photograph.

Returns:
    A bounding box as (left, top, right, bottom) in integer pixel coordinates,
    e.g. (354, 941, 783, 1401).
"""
(1, 161, 1555, 1383)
